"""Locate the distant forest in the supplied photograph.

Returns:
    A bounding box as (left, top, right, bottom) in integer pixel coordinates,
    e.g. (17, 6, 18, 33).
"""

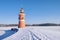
(0, 23, 60, 27)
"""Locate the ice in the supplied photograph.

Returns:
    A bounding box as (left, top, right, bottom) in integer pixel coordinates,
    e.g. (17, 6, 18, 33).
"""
(0, 26, 60, 40)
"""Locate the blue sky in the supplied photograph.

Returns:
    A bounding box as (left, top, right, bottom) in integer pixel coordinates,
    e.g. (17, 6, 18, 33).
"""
(0, 0, 60, 24)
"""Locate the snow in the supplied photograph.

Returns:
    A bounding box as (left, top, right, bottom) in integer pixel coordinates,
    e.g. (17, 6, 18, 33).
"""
(0, 26, 60, 40)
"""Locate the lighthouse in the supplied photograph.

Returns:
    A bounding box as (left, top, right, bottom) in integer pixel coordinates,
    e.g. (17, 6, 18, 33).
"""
(18, 8, 25, 28)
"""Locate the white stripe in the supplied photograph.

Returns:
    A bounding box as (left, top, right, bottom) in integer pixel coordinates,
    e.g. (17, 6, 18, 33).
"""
(19, 20, 25, 21)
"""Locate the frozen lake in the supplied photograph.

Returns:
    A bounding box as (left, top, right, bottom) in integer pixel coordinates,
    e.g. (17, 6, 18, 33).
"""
(0, 26, 60, 40)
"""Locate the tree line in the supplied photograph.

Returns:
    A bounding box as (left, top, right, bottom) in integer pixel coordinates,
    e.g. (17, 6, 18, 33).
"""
(0, 23, 60, 27)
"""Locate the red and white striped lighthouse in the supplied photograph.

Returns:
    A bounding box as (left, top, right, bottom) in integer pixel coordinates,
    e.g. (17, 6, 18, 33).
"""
(18, 8, 25, 28)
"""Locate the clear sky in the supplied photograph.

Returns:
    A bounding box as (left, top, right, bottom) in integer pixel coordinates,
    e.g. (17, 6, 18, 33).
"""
(0, 0, 60, 24)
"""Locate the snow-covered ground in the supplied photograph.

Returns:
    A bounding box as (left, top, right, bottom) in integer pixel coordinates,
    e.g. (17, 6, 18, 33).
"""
(0, 26, 60, 40)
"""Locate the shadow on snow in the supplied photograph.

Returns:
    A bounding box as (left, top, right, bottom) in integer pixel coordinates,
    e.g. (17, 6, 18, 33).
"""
(0, 30, 17, 40)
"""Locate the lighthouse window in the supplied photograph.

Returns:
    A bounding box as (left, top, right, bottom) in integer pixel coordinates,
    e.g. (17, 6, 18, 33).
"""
(22, 17, 24, 19)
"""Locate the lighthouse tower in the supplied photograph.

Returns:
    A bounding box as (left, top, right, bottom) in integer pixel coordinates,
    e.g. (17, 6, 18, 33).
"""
(18, 8, 25, 28)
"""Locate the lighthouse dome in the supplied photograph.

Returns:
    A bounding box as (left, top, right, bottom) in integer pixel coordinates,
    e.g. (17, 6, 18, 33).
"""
(20, 8, 24, 13)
